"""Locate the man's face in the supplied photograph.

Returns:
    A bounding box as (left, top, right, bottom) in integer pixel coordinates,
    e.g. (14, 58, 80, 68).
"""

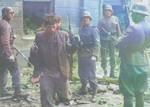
(7, 11, 14, 20)
(104, 9, 112, 17)
(81, 16, 90, 25)
(57, 21, 62, 29)
(45, 24, 57, 36)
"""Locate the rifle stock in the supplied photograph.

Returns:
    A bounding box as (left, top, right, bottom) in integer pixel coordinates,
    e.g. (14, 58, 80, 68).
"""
(13, 46, 32, 66)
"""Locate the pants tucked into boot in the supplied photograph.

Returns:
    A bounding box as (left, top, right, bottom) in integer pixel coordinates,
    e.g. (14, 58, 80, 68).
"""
(78, 56, 98, 94)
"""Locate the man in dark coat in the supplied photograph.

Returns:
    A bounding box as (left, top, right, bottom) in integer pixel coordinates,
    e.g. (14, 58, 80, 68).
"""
(0, 7, 26, 97)
(29, 14, 78, 107)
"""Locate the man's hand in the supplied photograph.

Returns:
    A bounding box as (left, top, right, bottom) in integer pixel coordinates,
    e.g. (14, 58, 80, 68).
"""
(31, 76, 40, 83)
(72, 35, 80, 46)
(31, 43, 38, 53)
(8, 55, 15, 62)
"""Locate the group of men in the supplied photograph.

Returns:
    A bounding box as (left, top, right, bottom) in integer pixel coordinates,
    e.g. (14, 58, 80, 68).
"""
(0, 2, 150, 107)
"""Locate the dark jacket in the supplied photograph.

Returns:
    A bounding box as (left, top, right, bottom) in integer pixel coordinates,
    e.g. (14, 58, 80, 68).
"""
(0, 19, 13, 59)
(29, 30, 77, 79)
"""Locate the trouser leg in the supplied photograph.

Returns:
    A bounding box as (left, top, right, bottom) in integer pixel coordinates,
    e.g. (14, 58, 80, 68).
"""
(124, 96, 134, 107)
(89, 58, 97, 95)
(135, 93, 144, 107)
(78, 57, 89, 92)
(7, 58, 21, 93)
(40, 76, 55, 107)
(0, 68, 8, 89)
(109, 41, 116, 77)
(101, 47, 108, 75)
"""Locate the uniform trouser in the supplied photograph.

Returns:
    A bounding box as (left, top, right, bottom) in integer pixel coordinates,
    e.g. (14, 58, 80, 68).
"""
(119, 62, 148, 107)
(0, 57, 20, 90)
(78, 56, 98, 93)
(100, 40, 116, 71)
(40, 73, 71, 107)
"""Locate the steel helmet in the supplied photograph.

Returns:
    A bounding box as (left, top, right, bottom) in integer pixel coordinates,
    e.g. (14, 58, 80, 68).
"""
(131, 2, 149, 16)
(104, 5, 113, 12)
(81, 11, 92, 20)
(2, 7, 14, 17)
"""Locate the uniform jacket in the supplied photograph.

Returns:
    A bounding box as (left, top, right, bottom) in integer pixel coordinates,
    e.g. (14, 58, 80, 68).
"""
(30, 30, 77, 79)
(97, 15, 121, 41)
(0, 19, 13, 59)
(116, 21, 150, 66)
(78, 23, 100, 60)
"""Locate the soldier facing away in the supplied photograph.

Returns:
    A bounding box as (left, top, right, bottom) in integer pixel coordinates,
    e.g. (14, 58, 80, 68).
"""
(116, 3, 150, 107)
(97, 5, 121, 77)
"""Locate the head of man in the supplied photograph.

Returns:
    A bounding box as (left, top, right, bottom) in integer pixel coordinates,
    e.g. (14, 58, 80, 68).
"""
(103, 5, 113, 17)
(43, 14, 57, 36)
(2, 7, 14, 21)
(81, 11, 92, 26)
(55, 14, 62, 29)
(131, 3, 149, 23)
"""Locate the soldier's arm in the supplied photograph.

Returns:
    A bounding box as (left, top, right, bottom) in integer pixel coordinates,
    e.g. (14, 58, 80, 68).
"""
(91, 27, 100, 60)
(65, 31, 78, 54)
(116, 25, 135, 50)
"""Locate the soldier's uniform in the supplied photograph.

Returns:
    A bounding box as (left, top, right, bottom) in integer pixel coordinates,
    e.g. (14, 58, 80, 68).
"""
(97, 14, 121, 77)
(78, 11, 100, 98)
(116, 3, 150, 107)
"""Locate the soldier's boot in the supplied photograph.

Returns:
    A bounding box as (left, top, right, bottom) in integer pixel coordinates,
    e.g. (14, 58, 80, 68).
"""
(103, 68, 107, 78)
(14, 86, 28, 97)
(77, 87, 87, 95)
(110, 68, 116, 78)
(90, 90, 97, 103)
(0, 87, 11, 97)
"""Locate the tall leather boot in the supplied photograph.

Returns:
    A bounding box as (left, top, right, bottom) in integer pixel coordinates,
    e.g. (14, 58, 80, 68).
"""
(103, 68, 107, 78)
(14, 86, 28, 97)
(90, 90, 97, 103)
(110, 68, 115, 78)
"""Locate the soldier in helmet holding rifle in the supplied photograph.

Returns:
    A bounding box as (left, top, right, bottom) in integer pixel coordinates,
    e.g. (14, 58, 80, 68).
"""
(116, 2, 150, 107)
(97, 5, 121, 78)
(77, 10, 100, 102)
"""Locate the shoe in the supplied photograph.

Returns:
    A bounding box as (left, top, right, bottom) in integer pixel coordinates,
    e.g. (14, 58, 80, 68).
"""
(14, 87, 28, 97)
(90, 95, 96, 103)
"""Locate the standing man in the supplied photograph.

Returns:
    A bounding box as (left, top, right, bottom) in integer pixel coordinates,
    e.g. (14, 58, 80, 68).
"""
(29, 14, 78, 107)
(77, 11, 100, 102)
(116, 3, 150, 107)
(97, 5, 121, 77)
(0, 7, 26, 97)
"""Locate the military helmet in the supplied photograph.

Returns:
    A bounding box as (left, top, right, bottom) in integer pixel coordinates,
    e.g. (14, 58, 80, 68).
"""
(81, 11, 92, 20)
(104, 5, 113, 12)
(131, 2, 149, 16)
(2, 7, 14, 17)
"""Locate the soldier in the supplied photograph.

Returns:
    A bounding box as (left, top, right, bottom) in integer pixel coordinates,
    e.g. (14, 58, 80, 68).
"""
(116, 3, 150, 107)
(29, 14, 78, 107)
(0, 7, 27, 97)
(97, 5, 121, 77)
(77, 11, 100, 102)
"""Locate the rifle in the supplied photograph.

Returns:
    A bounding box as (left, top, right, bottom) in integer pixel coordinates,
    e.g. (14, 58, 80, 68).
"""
(101, 27, 116, 41)
(68, 14, 73, 80)
(13, 46, 32, 66)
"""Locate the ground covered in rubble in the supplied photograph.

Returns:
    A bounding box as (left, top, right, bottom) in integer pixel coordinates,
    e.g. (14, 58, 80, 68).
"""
(1, 62, 150, 107)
